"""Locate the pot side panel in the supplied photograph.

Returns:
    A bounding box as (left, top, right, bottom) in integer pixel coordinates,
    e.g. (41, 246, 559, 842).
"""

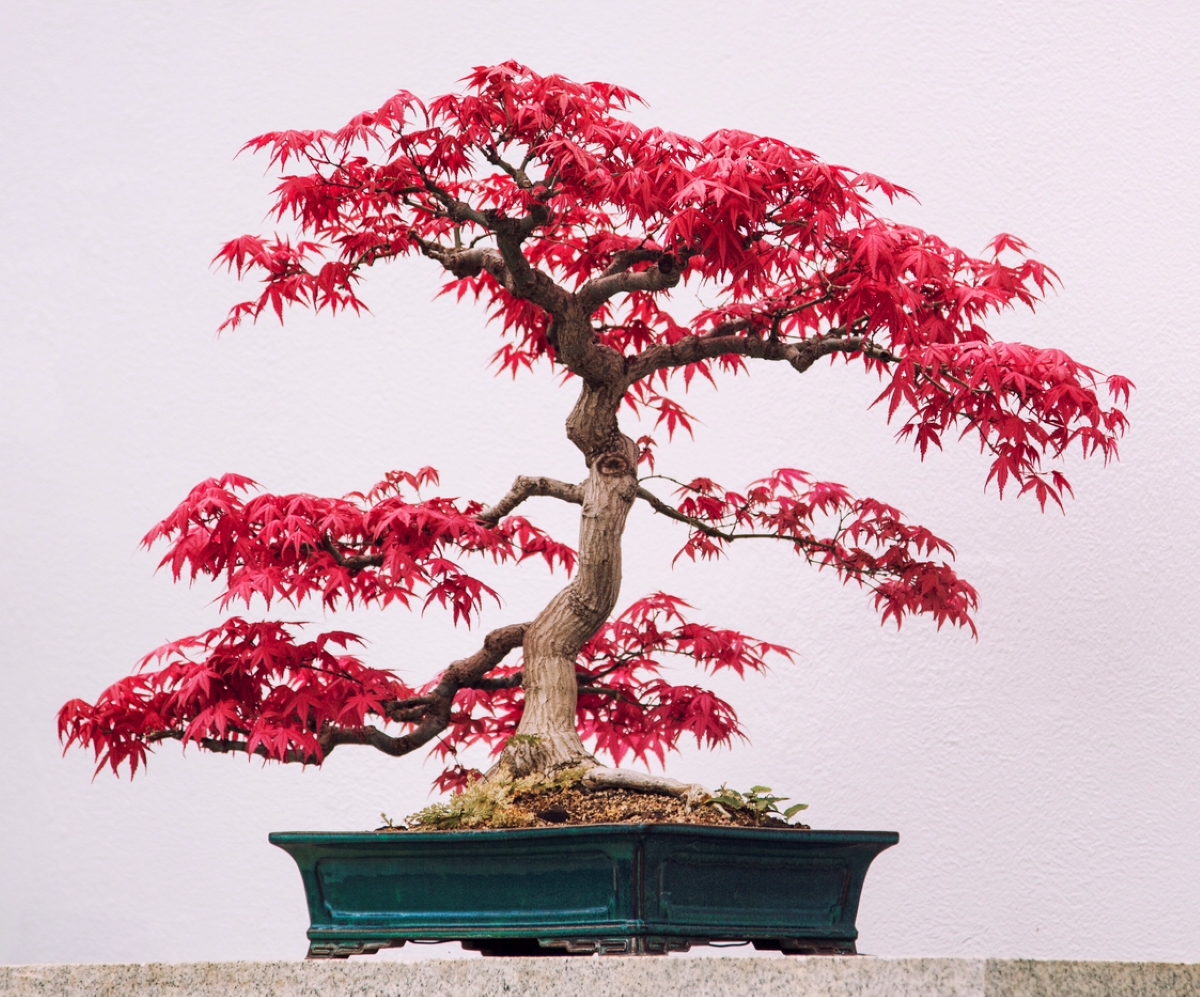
(640, 831, 895, 941)
(652, 854, 848, 927)
(314, 849, 622, 927)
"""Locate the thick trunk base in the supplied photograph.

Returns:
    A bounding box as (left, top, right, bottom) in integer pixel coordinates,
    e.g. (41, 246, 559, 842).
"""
(488, 731, 597, 781)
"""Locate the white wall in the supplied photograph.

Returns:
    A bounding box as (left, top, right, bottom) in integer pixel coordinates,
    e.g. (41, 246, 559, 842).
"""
(2, 0, 1197, 965)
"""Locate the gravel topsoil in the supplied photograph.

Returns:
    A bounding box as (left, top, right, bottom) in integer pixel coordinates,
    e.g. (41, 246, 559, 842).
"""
(390, 784, 810, 831)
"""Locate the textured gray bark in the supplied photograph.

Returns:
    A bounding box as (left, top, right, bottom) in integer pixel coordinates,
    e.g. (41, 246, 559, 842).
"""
(490, 392, 639, 778)
(419, 216, 708, 793)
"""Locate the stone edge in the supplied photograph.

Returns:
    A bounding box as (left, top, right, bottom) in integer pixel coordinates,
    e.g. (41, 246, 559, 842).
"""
(0, 958, 1194, 997)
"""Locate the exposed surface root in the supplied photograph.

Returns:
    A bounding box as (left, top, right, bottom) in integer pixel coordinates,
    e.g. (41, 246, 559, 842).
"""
(486, 733, 597, 781)
(580, 765, 709, 806)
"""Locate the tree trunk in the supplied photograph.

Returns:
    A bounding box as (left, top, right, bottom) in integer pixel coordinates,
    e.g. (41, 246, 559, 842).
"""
(490, 383, 636, 778)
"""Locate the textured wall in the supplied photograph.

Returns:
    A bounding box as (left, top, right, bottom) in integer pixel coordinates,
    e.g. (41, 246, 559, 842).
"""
(2, 0, 1197, 965)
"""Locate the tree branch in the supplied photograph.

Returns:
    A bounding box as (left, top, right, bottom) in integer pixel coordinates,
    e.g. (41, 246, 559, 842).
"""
(481, 146, 534, 190)
(160, 719, 480, 764)
(409, 235, 504, 281)
(147, 622, 533, 767)
(381, 694, 437, 724)
(404, 160, 564, 312)
(411, 231, 570, 318)
(636, 486, 730, 539)
(624, 325, 898, 387)
(492, 221, 569, 312)
(379, 622, 529, 723)
(150, 729, 317, 765)
(320, 535, 384, 572)
(579, 255, 685, 313)
(321, 721, 450, 758)
(598, 247, 666, 278)
(478, 475, 585, 524)
(467, 672, 524, 691)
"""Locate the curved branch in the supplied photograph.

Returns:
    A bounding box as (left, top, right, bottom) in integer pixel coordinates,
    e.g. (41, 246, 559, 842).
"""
(491, 221, 570, 312)
(188, 722, 453, 762)
(150, 729, 318, 765)
(364, 621, 529, 758)
(380, 621, 529, 719)
(478, 475, 585, 524)
(599, 247, 667, 278)
(395, 619, 523, 735)
(145, 623, 533, 766)
(410, 236, 502, 280)
(411, 234, 570, 318)
(579, 257, 684, 313)
(638, 481, 861, 563)
(624, 327, 898, 388)
(321, 721, 449, 758)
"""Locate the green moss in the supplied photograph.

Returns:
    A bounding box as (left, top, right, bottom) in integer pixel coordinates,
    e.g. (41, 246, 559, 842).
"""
(405, 767, 589, 830)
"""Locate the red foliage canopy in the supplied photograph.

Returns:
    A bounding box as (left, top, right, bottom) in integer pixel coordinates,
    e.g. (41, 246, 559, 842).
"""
(61, 62, 1129, 787)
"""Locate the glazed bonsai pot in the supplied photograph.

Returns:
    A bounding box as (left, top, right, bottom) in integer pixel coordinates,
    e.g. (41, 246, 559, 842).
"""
(270, 824, 898, 957)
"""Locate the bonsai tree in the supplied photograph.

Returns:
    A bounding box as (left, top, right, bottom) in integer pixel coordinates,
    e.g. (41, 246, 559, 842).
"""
(60, 62, 1130, 805)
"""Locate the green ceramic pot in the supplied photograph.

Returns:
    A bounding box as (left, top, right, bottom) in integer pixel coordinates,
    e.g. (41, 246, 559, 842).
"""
(271, 824, 898, 958)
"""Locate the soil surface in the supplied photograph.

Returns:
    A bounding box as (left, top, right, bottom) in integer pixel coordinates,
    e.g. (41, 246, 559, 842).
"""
(512, 785, 809, 829)
(387, 784, 810, 831)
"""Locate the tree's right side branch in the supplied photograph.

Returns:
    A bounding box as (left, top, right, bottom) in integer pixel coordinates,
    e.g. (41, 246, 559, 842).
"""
(598, 247, 667, 278)
(635, 486, 730, 539)
(636, 482, 856, 568)
(578, 254, 686, 313)
(623, 323, 898, 388)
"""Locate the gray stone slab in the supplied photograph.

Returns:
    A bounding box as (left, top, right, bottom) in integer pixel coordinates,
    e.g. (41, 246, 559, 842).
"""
(983, 959, 1200, 997)
(0, 958, 1194, 997)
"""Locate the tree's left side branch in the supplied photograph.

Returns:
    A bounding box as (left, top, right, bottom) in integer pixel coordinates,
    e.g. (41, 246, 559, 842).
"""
(150, 623, 532, 766)
(410, 235, 570, 318)
(158, 721, 472, 764)
(477, 475, 585, 524)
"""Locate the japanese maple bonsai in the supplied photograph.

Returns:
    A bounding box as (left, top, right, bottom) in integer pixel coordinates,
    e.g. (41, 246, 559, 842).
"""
(61, 62, 1130, 818)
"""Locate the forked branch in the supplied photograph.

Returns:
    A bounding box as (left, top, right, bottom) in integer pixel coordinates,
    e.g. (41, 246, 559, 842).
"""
(378, 621, 529, 723)
(331, 622, 531, 760)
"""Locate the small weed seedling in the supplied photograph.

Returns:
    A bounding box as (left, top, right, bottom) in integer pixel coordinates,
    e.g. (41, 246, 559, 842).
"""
(707, 785, 809, 825)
